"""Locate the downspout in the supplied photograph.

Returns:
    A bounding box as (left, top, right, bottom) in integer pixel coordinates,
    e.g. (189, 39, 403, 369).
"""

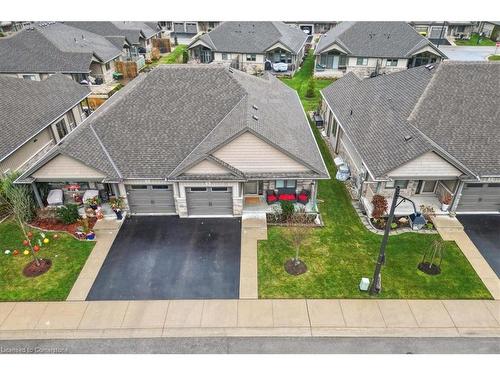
(449, 180, 465, 215)
(31, 182, 44, 209)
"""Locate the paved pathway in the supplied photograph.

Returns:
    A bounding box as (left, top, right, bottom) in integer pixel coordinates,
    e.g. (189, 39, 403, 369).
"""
(438, 45, 497, 61)
(0, 299, 498, 340)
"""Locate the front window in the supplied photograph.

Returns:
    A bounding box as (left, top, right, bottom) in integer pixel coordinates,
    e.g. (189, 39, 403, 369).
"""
(246, 54, 256, 62)
(276, 180, 296, 189)
(105, 62, 111, 70)
(22, 74, 37, 81)
(54, 119, 68, 140)
(385, 180, 408, 189)
(66, 110, 77, 130)
(386, 59, 398, 66)
(356, 57, 368, 66)
(222, 53, 231, 60)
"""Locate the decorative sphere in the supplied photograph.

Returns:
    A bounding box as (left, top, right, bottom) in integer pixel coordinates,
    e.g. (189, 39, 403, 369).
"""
(43, 238, 49, 244)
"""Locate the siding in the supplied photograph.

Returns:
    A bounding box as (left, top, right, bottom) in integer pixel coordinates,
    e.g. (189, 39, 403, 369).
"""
(32, 154, 105, 180)
(387, 151, 463, 178)
(184, 159, 230, 175)
(1, 128, 53, 173)
(213, 132, 310, 173)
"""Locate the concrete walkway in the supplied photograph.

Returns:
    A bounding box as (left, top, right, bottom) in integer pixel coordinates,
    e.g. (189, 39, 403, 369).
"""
(433, 216, 500, 300)
(239, 213, 267, 299)
(66, 219, 123, 301)
(0, 299, 498, 339)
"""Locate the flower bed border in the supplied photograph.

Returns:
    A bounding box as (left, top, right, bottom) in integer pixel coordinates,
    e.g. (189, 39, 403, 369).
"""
(25, 222, 96, 242)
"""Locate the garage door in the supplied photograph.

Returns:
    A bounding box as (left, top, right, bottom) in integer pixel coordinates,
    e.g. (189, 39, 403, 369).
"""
(457, 183, 500, 213)
(429, 26, 447, 39)
(126, 185, 175, 215)
(186, 187, 233, 216)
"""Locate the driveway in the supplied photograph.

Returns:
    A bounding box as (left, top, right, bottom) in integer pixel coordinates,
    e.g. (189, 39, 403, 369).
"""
(438, 46, 496, 61)
(86, 216, 241, 300)
(458, 215, 500, 277)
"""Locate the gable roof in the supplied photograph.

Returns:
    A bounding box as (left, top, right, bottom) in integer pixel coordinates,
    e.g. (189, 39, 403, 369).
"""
(315, 21, 446, 58)
(321, 61, 500, 179)
(190, 22, 308, 54)
(21, 65, 328, 182)
(65, 21, 136, 46)
(0, 74, 90, 162)
(112, 21, 160, 40)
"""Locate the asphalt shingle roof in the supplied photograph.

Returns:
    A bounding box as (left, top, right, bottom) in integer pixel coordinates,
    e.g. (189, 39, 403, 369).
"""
(65, 21, 139, 45)
(26, 65, 328, 180)
(112, 21, 159, 39)
(193, 21, 308, 54)
(315, 21, 445, 58)
(321, 61, 500, 179)
(0, 74, 90, 162)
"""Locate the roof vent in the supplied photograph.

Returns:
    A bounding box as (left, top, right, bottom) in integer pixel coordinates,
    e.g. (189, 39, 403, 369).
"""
(369, 32, 376, 39)
(385, 33, 391, 39)
(252, 104, 258, 110)
(404, 135, 413, 142)
(228, 67, 233, 73)
(425, 64, 435, 70)
(350, 109, 353, 116)
(252, 115, 259, 121)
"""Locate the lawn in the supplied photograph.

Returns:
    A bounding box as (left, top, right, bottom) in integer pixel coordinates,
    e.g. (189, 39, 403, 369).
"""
(488, 55, 500, 61)
(454, 33, 496, 46)
(0, 220, 95, 301)
(146, 44, 188, 67)
(258, 53, 492, 300)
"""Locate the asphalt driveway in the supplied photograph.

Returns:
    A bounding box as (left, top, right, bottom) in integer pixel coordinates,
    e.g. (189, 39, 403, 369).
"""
(438, 46, 496, 61)
(458, 215, 500, 278)
(87, 216, 241, 300)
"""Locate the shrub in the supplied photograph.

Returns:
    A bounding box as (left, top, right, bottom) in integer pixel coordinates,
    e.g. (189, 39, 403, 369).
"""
(182, 49, 189, 63)
(371, 194, 388, 219)
(390, 222, 398, 230)
(56, 204, 80, 224)
(305, 79, 315, 98)
(1, 172, 36, 222)
(280, 200, 295, 220)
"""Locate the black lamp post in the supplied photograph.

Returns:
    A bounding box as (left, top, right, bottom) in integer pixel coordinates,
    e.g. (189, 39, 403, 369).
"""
(369, 186, 426, 295)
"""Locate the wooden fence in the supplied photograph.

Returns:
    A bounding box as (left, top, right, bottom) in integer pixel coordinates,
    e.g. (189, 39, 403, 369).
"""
(152, 38, 171, 53)
(115, 60, 138, 79)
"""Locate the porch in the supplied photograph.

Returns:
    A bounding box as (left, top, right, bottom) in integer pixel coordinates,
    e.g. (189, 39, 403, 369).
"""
(242, 196, 317, 214)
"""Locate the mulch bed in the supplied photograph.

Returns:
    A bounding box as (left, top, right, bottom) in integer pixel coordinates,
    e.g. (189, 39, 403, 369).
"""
(418, 262, 441, 275)
(284, 259, 308, 276)
(29, 217, 97, 236)
(370, 217, 411, 231)
(23, 258, 52, 277)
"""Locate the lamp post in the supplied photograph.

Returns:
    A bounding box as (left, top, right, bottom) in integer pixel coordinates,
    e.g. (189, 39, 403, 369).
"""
(369, 186, 425, 295)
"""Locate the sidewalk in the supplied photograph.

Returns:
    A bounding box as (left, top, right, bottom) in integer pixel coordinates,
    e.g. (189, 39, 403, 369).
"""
(0, 299, 498, 340)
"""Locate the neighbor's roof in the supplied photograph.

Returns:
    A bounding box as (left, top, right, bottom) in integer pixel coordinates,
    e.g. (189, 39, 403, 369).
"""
(315, 21, 446, 58)
(190, 21, 308, 54)
(321, 61, 500, 178)
(21, 65, 328, 181)
(65, 21, 140, 45)
(0, 74, 90, 162)
(112, 21, 160, 40)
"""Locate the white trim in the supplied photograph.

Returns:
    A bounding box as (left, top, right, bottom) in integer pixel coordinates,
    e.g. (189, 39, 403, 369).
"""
(13, 140, 53, 172)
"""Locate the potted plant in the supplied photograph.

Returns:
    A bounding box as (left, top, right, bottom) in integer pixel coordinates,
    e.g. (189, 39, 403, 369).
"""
(440, 192, 452, 211)
(110, 197, 124, 220)
(85, 196, 101, 210)
(77, 218, 95, 240)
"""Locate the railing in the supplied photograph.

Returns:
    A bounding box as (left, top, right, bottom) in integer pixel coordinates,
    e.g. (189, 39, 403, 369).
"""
(435, 181, 454, 201)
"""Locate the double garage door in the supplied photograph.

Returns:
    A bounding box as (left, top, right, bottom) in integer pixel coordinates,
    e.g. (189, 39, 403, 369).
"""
(126, 184, 175, 215)
(457, 183, 500, 213)
(186, 187, 233, 216)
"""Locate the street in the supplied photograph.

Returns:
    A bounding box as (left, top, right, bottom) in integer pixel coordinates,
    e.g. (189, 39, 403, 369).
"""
(438, 45, 497, 61)
(0, 337, 499, 354)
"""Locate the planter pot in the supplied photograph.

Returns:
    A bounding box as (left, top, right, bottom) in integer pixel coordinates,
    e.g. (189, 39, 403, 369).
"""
(90, 204, 98, 210)
(86, 232, 96, 240)
(441, 203, 450, 211)
(114, 209, 123, 220)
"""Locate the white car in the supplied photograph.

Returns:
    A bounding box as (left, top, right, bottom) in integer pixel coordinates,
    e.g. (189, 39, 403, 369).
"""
(272, 62, 288, 72)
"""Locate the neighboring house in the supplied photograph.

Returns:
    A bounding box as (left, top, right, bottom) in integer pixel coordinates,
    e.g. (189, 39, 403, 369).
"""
(314, 21, 447, 78)
(0, 21, 31, 35)
(0, 22, 123, 85)
(477, 21, 500, 40)
(111, 21, 162, 58)
(319, 61, 500, 215)
(188, 22, 308, 75)
(18, 65, 329, 217)
(285, 21, 338, 36)
(0, 74, 90, 175)
(409, 21, 477, 42)
(159, 21, 221, 44)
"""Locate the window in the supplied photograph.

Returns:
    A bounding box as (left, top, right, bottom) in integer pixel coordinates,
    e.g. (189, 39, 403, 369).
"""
(276, 180, 296, 189)
(386, 59, 398, 66)
(211, 187, 228, 192)
(66, 110, 77, 130)
(385, 180, 408, 189)
(488, 183, 500, 188)
(54, 119, 68, 140)
(152, 185, 169, 190)
(356, 57, 368, 66)
(105, 62, 111, 70)
(222, 53, 231, 60)
(131, 185, 148, 190)
(22, 74, 37, 81)
(246, 54, 256, 62)
(190, 187, 207, 192)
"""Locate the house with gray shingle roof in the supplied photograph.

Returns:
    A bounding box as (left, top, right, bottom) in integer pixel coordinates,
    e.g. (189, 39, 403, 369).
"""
(320, 61, 500, 215)
(314, 21, 446, 78)
(188, 22, 308, 75)
(0, 74, 90, 174)
(0, 22, 124, 85)
(18, 65, 329, 218)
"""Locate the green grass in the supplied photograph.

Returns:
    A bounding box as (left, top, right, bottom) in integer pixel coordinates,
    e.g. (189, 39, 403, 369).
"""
(0, 220, 95, 301)
(488, 55, 500, 61)
(258, 52, 492, 300)
(280, 50, 334, 112)
(454, 33, 496, 46)
(147, 44, 188, 67)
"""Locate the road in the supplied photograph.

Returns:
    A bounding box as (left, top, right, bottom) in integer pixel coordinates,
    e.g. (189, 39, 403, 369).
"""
(438, 45, 497, 61)
(0, 337, 499, 354)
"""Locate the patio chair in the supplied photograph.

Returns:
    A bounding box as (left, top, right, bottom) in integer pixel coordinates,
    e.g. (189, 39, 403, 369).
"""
(316, 63, 326, 72)
(297, 190, 310, 205)
(277, 188, 297, 202)
(266, 190, 278, 205)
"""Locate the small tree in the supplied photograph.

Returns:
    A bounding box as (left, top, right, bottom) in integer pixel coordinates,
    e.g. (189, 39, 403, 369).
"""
(371, 194, 388, 219)
(418, 239, 445, 275)
(305, 79, 315, 98)
(284, 213, 311, 276)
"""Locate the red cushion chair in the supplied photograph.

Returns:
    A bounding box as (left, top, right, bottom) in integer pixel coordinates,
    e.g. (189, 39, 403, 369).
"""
(266, 190, 278, 204)
(297, 190, 310, 205)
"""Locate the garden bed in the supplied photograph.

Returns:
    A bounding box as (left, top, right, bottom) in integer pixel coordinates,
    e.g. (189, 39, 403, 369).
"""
(29, 217, 97, 237)
(370, 216, 411, 231)
(266, 212, 323, 227)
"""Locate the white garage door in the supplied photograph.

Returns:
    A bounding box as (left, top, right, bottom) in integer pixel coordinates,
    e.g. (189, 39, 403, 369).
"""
(457, 183, 500, 213)
(126, 184, 176, 215)
(429, 26, 447, 39)
(186, 187, 233, 216)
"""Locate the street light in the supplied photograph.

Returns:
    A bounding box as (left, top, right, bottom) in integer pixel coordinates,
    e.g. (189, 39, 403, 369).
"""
(369, 186, 426, 295)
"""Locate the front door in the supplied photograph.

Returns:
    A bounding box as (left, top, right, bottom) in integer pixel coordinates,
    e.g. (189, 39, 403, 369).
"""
(244, 181, 258, 195)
